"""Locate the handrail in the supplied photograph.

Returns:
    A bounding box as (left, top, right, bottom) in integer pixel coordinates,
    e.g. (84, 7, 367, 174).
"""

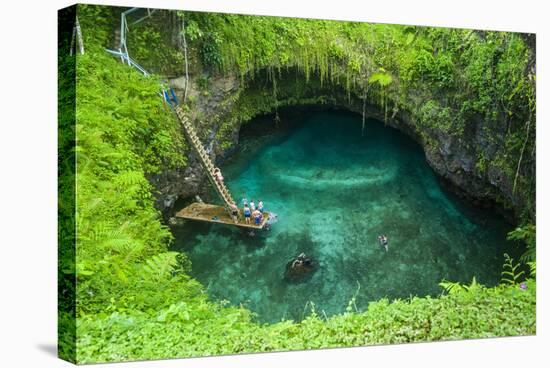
(105, 49, 149, 76)
(105, 7, 156, 76)
(102, 9, 238, 212)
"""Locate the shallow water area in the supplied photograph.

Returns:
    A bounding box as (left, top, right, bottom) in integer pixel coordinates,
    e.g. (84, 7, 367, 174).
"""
(172, 110, 517, 323)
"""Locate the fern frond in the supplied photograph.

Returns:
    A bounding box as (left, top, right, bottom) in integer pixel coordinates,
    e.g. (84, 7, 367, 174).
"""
(500, 253, 525, 285)
(439, 280, 465, 294)
(527, 261, 536, 277)
(141, 252, 180, 282)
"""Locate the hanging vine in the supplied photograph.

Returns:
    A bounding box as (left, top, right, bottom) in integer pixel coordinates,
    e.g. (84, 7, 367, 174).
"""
(361, 81, 369, 137)
(272, 68, 280, 126)
(179, 11, 190, 104)
(512, 87, 536, 195)
(368, 68, 393, 124)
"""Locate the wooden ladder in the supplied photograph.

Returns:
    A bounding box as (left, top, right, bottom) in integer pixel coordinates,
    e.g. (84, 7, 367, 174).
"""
(174, 106, 237, 210)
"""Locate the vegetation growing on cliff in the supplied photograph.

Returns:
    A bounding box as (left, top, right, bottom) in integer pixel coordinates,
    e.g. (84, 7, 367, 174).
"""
(88, 7, 536, 221)
(59, 6, 191, 359)
(179, 11, 535, 221)
(73, 46, 189, 313)
(59, 5, 536, 363)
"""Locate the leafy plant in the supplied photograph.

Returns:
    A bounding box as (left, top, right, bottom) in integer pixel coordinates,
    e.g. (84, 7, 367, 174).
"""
(507, 224, 536, 261)
(501, 253, 525, 285)
(439, 277, 482, 294)
(368, 69, 393, 87)
(439, 280, 464, 294)
(527, 261, 536, 277)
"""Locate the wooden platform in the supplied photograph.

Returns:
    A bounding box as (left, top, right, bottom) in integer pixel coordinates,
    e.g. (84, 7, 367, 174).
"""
(175, 202, 270, 229)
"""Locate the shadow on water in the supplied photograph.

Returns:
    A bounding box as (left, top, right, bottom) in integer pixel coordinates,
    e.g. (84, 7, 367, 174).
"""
(171, 109, 521, 323)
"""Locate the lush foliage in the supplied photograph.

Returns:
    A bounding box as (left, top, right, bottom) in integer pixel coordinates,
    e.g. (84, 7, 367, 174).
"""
(73, 43, 190, 312)
(58, 6, 78, 360)
(125, 11, 185, 76)
(507, 224, 536, 261)
(501, 253, 526, 285)
(77, 278, 535, 363)
(182, 12, 535, 222)
(61, 5, 537, 364)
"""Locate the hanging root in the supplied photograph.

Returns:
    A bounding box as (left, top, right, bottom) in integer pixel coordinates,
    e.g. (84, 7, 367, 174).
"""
(512, 119, 531, 194)
(273, 76, 280, 126)
(361, 83, 369, 136)
(362, 90, 366, 136)
(181, 12, 189, 104)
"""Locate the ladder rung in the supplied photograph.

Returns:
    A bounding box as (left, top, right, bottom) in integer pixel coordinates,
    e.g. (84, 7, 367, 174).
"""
(177, 109, 236, 208)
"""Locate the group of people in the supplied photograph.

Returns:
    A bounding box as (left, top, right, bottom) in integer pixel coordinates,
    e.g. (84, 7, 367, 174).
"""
(211, 167, 267, 227)
(242, 198, 264, 225)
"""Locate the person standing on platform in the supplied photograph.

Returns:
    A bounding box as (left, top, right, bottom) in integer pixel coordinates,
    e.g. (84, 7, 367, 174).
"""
(243, 204, 251, 224)
(252, 209, 262, 226)
(230, 203, 239, 223)
(258, 200, 264, 213)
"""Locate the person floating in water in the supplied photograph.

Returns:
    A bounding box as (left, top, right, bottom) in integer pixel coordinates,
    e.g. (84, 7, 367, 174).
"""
(291, 258, 303, 269)
(378, 234, 388, 251)
(291, 252, 313, 269)
(243, 204, 251, 224)
(298, 252, 312, 266)
(212, 167, 224, 184)
(291, 253, 305, 269)
(285, 252, 316, 281)
(258, 200, 264, 213)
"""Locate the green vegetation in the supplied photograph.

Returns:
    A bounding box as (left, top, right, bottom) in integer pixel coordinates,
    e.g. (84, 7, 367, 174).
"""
(58, 5, 536, 364)
(58, 6, 190, 361)
(72, 48, 189, 307)
(58, 5, 77, 360)
(507, 224, 536, 261)
(501, 253, 526, 285)
(125, 12, 185, 76)
(180, 12, 535, 220)
(77, 278, 535, 363)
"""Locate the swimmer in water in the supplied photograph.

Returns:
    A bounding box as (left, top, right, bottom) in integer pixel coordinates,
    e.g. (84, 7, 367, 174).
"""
(378, 234, 388, 251)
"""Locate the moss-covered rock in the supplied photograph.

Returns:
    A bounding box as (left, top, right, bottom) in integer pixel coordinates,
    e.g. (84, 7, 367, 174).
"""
(131, 9, 536, 223)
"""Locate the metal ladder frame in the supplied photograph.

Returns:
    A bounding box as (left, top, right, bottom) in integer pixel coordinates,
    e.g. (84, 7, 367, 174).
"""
(102, 8, 238, 216)
(105, 7, 157, 76)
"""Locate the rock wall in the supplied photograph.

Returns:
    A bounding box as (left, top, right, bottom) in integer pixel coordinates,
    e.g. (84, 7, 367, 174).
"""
(123, 11, 534, 224)
(150, 72, 242, 213)
(152, 67, 532, 224)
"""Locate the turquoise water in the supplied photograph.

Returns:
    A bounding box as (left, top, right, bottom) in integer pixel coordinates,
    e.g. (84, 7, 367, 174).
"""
(172, 110, 517, 323)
